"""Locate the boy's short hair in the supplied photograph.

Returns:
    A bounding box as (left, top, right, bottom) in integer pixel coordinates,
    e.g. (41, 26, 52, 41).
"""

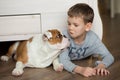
(68, 3, 94, 24)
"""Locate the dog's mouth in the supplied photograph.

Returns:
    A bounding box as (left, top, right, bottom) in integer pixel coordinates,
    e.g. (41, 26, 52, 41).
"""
(63, 35, 67, 38)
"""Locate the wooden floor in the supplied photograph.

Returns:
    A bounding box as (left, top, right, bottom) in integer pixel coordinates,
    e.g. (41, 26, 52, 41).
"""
(0, 14, 120, 80)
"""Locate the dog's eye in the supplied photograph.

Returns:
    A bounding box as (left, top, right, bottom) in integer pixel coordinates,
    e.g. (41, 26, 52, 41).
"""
(56, 34, 62, 38)
(49, 37, 52, 40)
(56, 35, 60, 38)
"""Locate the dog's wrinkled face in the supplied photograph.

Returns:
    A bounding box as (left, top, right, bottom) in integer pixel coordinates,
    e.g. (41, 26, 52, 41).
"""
(43, 29, 70, 50)
(43, 29, 63, 45)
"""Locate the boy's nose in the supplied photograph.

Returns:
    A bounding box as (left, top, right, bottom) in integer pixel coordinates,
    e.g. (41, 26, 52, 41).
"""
(68, 25, 74, 30)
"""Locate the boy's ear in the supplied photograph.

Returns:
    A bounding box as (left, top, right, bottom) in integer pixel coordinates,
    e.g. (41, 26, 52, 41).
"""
(85, 22, 92, 31)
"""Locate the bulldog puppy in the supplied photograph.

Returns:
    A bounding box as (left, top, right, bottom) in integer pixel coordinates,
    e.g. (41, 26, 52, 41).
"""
(1, 29, 70, 76)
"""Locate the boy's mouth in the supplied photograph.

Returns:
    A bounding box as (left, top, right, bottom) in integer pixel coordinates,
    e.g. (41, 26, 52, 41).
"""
(69, 31, 74, 35)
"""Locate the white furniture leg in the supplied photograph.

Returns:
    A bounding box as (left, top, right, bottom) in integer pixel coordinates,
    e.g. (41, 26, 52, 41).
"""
(111, 0, 115, 18)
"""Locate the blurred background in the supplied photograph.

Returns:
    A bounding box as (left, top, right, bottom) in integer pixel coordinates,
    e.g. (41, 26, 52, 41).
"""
(98, 0, 120, 18)
(98, 0, 120, 53)
(98, 1, 120, 79)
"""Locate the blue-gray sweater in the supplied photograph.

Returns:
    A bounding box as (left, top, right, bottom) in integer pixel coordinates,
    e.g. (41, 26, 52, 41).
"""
(59, 30, 114, 72)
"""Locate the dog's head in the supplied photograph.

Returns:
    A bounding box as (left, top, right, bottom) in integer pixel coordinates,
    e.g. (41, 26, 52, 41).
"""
(43, 29, 69, 49)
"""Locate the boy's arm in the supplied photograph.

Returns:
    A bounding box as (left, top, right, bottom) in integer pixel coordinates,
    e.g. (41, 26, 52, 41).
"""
(73, 66, 96, 77)
(92, 38, 114, 75)
(92, 38, 114, 68)
(94, 43, 114, 68)
(59, 49, 77, 72)
(94, 63, 110, 76)
(59, 49, 96, 77)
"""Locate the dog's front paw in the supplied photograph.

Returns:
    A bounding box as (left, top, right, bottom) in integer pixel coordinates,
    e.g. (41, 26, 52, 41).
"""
(12, 68, 24, 76)
(1, 55, 9, 61)
(54, 63, 63, 72)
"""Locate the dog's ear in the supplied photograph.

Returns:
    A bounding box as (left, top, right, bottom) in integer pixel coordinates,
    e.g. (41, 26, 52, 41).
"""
(42, 34, 48, 41)
(42, 31, 52, 41)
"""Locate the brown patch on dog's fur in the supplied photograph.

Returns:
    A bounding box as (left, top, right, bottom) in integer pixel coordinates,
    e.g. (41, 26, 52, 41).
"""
(6, 37, 33, 64)
(15, 37, 33, 64)
(6, 44, 16, 58)
(16, 40, 28, 64)
(29, 37, 33, 43)
(48, 29, 63, 45)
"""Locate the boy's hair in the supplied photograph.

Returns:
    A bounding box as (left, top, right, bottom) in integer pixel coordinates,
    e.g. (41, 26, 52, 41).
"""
(68, 3, 94, 24)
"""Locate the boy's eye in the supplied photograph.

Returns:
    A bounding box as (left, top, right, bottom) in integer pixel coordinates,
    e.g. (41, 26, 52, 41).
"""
(73, 23, 79, 27)
(74, 24, 79, 27)
(68, 23, 71, 25)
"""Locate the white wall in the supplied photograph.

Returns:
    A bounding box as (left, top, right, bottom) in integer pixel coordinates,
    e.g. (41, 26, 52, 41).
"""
(0, 0, 89, 15)
(0, 0, 103, 41)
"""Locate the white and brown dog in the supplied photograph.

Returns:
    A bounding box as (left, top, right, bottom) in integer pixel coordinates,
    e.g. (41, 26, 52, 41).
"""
(1, 29, 69, 76)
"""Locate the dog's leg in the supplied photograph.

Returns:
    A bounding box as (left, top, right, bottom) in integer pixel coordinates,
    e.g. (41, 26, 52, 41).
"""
(1, 42, 19, 61)
(12, 61, 25, 76)
(53, 57, 63, 72)
(12, 41, 28, 76)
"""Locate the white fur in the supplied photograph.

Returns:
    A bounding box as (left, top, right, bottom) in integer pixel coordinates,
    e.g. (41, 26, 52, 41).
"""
(53, 58, 63, 71)
(1, 56, 9, 61)
(44, 31, 52, 39)
(25, 34, 69, 68)
(12, 61, 24, 76)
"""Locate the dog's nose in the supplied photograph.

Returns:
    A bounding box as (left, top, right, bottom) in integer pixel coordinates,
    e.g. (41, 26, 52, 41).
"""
(63, 35, 67, 38)
(63, 35, 70, 41)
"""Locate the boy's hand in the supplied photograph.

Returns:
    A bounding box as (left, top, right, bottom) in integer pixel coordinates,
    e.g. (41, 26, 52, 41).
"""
(94, 63, 110, 76)
(74, 66, 96, 77)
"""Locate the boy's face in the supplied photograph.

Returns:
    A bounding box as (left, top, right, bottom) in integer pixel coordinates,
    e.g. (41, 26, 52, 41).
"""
(67, 16, 91, 39)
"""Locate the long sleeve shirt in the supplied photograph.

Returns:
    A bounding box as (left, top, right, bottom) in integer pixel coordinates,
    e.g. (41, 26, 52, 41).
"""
(59, 30, 114, 72)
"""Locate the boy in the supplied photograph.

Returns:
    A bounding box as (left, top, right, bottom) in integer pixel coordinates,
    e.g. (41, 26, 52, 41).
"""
(59, 3, 114, 77)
